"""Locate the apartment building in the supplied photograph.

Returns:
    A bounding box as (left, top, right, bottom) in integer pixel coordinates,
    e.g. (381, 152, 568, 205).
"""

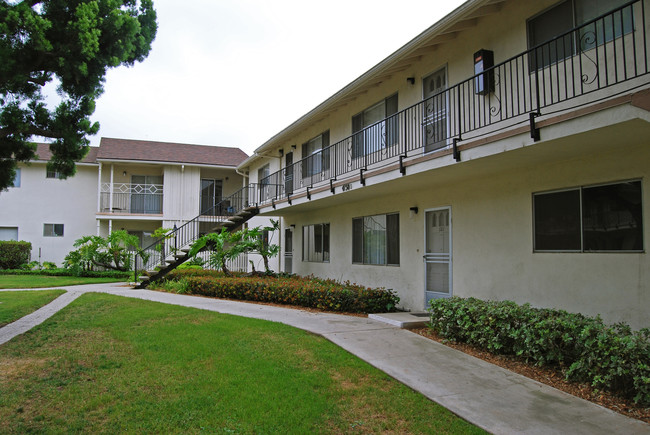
(0, 138, 248, 267)
(236, 0, 650, 328)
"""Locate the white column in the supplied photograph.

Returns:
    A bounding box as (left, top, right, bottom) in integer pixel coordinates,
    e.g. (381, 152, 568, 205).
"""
(97, 162, 102, 213)
(109, 164, 114, 212)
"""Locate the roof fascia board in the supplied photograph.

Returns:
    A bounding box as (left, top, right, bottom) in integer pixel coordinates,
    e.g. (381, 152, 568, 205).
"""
(96, 158, 239, 170)
(240, 0, 489, 169)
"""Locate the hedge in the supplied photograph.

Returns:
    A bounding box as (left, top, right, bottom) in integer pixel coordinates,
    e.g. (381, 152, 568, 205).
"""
(428, 297, 650, 405)
(0, 268, 131, 279)
(0, 241, 32, 270)
(159, 270, 400, 314)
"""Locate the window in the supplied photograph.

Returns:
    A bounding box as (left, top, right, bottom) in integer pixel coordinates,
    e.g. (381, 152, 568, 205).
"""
(352, 213, 400, 265)
(302, 223, 330, 262)
(258, 164, 272, 201)
(258, 164, 270, 184)
(10, 169, 21, 187)
(352, 94, 398, 159)
(46, 169, 64, 179)
(0, 227, 18, 241)
(534, 180, 643, 252)
(130, 175, 163, 214)
(301, 131, 330, 178)
(201, 178, 223, 214)
(527, 0, 633, 69)
(43, 224, 64, 237)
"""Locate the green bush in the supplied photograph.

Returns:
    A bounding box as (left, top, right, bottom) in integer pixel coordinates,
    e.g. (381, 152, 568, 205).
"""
(0, 268, 131, 279)
(159, 270, 399, 314)
(0, 241, 32, 270)
(428, 297, 650, 405)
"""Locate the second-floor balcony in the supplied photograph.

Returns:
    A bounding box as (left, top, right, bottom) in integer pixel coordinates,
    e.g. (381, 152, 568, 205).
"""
(99, 182, 163, 215)
(257, 0, 649, 207)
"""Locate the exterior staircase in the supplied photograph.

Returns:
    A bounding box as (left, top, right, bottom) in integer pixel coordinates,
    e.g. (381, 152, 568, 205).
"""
(134, 185, 259, 288)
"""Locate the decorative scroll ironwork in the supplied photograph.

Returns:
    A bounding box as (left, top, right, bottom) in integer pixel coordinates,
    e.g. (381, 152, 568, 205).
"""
(579, 30, 599, 85)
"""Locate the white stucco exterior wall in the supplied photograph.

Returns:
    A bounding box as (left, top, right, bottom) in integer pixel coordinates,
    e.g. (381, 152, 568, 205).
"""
(273, 132, 649, 329)
(0, 163, 98, 266)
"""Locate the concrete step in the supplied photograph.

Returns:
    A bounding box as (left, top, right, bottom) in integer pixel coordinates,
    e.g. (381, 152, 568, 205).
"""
(368, 312, 430, 329)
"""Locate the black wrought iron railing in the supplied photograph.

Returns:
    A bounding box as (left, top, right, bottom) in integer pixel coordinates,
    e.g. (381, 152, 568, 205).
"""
(134, 184, 258, 277)
(260, 0, 648, 202)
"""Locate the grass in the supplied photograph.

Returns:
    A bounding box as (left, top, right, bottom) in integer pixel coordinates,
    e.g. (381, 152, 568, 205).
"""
(0, 290, 66, 327)
(0, 293, 484, 434)
(0, 274, 126, 289)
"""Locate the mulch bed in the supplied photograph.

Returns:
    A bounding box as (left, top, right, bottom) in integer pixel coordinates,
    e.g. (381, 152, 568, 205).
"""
(411, 327, 650, 424)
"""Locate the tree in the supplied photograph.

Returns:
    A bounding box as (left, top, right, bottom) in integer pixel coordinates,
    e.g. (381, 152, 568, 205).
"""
(189, 228, 250, 276)
(0, 0, 157, 190)
(246, 219, 279, 273)
(188, 221, 281, 276)
(65, 230, 143, 272)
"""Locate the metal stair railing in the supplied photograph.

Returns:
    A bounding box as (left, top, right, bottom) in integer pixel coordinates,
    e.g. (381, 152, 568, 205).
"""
(133, 184, 259, 284)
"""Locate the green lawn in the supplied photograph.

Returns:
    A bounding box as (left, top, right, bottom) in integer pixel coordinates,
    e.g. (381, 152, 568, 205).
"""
(0, 293, 485, 434)
(0, 290, 66, 327)
(0, 274, 126, 289)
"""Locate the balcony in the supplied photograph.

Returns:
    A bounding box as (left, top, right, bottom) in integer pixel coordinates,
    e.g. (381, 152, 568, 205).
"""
(99, 183, 163, 215)
(257, 1, 649, 207)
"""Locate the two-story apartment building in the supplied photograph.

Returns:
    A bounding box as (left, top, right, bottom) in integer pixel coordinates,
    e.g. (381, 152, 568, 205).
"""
(0, 138, 249, 267)
(237, 0, 650, 328)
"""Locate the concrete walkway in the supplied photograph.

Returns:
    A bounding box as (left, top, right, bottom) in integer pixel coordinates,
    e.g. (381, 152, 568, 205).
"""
(1, 284, 648, 435)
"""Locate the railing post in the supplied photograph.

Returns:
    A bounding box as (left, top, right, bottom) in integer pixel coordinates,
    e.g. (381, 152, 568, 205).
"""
(134, 254, 138, 283)
(173, 224, 178, 256)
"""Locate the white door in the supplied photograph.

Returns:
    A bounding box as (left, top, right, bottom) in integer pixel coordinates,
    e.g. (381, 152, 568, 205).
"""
(424, 207, 452, 304)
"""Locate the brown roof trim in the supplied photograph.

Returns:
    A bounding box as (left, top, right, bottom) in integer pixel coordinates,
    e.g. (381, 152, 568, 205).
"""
(97, 137, 248, 167)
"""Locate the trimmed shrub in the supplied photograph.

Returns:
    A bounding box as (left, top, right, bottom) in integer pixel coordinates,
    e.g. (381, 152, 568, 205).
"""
(0, 268, 131, 279)
(159, 270, 399, 314)
(0, 241, 31, 270)
(428, 297, 650, 405)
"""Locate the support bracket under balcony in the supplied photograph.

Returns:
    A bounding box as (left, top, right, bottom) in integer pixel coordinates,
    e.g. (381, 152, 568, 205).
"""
(360, 169, 366, 186)
(529, 112, 541, 142)
(330, 179, 335, 194)
(453, 138, 461, 162)
(399, 155, 407, 175)
(271, 198, 276, 209)
(306, 186, 311, 200)
(287, 195, 292, 205)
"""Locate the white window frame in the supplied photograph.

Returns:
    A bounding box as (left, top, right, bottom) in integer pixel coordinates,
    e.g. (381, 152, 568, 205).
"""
(302, 223, 330, 263)
(352, 212, 400, 266)
(533, 179, 643, 253)
(11, 169, 21, 187)
(43, 223, 64, 237)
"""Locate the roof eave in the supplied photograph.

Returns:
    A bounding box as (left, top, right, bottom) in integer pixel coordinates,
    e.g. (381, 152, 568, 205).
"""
(238, 0, 491, 171)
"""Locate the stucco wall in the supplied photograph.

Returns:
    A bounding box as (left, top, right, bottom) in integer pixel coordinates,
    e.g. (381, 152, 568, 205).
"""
(280, 140, 649, 329)
(0, 163, 98, 266)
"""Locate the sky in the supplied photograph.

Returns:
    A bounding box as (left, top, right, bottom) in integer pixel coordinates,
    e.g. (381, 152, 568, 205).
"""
(89, 0, 466, 155)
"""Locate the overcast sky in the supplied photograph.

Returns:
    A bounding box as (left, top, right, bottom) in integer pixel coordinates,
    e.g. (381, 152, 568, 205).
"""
(89, 0, 465, 155)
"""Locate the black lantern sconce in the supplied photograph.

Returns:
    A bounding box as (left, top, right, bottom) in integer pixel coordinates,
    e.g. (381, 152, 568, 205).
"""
(474, 49, 494, 95)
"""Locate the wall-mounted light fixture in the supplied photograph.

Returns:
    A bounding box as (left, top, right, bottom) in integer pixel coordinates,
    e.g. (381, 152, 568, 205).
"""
(279, 149, 284, 157)
(409, 206, 419, 218)
(123, 171, 127, 176)
(290, 224, 296, 228)
(406, 77, 415, 85)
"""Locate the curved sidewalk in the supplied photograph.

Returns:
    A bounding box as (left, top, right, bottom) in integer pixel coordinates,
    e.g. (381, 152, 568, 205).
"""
(1, 284, 648, 435)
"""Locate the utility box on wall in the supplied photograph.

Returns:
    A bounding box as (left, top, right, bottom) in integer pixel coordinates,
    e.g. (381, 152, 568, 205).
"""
(474, 49, 494, 95)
